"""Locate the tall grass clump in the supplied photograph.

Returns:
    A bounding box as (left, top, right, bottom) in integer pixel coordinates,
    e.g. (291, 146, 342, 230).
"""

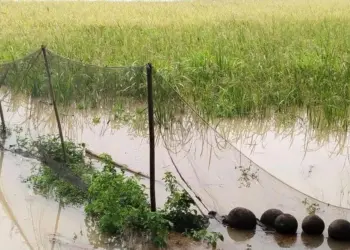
(2, 0, 350, 130)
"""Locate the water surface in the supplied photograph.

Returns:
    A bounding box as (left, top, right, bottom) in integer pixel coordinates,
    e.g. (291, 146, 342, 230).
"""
(1, 94, 350, 249)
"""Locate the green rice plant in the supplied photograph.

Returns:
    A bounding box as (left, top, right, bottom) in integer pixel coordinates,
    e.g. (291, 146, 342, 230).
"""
(2, 0, 350, 132)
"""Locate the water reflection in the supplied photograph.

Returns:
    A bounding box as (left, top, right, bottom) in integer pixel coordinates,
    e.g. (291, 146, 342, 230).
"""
(301, 233, 324, 249)
(273, 233, 297, 248)
(327, 237, 350, 250)
(4, 89, 350, 155)
(50, 203, 62, 250)
(0, 137, 35, 250)
(84, 217, 121, 249)
(227, 227, 255, 242)
(4, 91, 350, 209)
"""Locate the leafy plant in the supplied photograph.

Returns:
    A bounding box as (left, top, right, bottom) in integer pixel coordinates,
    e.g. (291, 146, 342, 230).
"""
(85, 153, 171, 247)
(20, 135, 223, 248)
(161, 171, 209, 233)
(161, 171, 223, 248)
(185, 229, 224, 249)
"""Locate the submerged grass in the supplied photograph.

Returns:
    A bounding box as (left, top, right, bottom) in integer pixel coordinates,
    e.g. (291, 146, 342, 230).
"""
(2, 0, 350, 130)
(18, 134, 95, 206)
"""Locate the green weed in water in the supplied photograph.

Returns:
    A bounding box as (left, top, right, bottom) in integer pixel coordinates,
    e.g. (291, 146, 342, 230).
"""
(21, 135, 95, 206)
(21, 135, 222, 248)
(85, 153, 171, 247)
(25, 165, 89, 206)
(185, 229, 224, 249)
(161, 171, 209, 233)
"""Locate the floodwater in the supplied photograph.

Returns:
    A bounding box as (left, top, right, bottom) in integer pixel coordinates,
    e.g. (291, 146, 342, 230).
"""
(2, 94, 350, 249)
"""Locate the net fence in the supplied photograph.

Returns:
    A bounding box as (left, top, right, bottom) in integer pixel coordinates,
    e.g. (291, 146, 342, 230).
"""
(1, 49, 147, 106)
(0, 47, 350, 249)
(0, 48, 158, 249)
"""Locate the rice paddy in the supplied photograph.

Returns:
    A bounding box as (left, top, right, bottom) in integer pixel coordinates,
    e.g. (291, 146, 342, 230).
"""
(1, 0, 350, 132)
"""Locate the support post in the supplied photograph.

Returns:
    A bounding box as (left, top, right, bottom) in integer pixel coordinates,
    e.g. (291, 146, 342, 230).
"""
(41, 45, 67, 164)
(146, 63, 156, 211)
(0, 101, 5, 135)
(0, 68, 9, 135)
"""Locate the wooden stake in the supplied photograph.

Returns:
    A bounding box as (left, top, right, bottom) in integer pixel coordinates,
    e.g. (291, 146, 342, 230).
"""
(41, 45, 67, 164)
(0, 68, 9, 134)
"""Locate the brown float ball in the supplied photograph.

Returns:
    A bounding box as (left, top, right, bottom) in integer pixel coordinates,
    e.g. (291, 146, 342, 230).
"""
(328, 219, 350, 241)
(302, 214, 325, 235)
(274, 213, 298, 234)
(226, 207, 257, 230)
(260, 208, 283, 228)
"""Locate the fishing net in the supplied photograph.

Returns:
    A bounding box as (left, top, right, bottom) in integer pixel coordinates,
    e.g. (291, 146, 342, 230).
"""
(0, 48, 146, 106)
(0, 48, 157, 249)
(156, 80, 350, 249)
(1, 48, 350, 250)
(0, 48, 152, 192)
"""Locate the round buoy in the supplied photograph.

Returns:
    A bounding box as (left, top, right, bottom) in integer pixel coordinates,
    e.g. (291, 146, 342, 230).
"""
(302, 214, 325, 235)
(328, 219, 350, 241)
(274, 213, 298, 234)
(226, 207, 257, 230)
(260, 208, 283, 228)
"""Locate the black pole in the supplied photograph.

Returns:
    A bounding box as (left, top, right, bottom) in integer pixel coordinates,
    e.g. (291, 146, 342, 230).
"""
(41, 45, 68, 164)
(0, 101, 5, 134)
(0, 68, 9, 135)
(147, 63, 156, 211)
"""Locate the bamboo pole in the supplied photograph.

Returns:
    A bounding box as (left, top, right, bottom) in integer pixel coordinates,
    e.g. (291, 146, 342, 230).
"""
(41, 45, 68, 165)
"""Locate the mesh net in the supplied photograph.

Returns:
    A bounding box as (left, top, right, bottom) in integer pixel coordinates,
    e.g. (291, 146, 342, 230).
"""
(1, 49, 146, 109)
(0, 48, 154, 249)
(156, 81, 350, 249)
(0, 48, 350, 249)
(0, 48, 152, 186)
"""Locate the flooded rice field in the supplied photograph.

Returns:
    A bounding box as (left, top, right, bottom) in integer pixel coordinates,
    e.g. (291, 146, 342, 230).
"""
(2, 94, 350, 249)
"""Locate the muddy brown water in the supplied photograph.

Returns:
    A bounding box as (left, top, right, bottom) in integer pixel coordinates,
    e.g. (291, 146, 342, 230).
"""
(1, 95, 350, 249)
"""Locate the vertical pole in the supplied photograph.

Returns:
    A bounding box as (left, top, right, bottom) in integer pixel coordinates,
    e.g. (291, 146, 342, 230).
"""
(0, 68, 9, 135)
(41, 45, 67, 164)
(0, 101, 5, 134)
(147, 63, 156, 211)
